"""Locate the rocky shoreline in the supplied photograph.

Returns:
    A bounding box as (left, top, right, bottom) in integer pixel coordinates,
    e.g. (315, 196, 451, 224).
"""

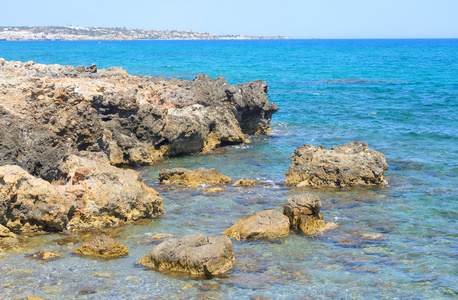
(0, 59, 277, 234)
(0, 59, 389, 280)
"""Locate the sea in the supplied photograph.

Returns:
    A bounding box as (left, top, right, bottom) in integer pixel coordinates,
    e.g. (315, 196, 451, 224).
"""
(0, 39, 457, 299)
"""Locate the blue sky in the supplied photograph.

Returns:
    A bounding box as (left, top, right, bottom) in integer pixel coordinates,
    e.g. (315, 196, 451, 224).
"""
(2, 0, 457, 38)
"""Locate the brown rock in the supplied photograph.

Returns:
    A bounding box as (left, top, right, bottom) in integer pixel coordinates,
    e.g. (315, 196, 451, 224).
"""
(0, 165, 71, 233)
(224, 210, 290, 240)
(233, 179, 265, 187)
(285, 142, 389, 187)
(139, 233, 234, 277)
(28, 251, 62, 261)
(283, 194, 335, 235)
(56, 152, 163, 231)
(158, 167, 232, 187)
(74, 235, 129, 258)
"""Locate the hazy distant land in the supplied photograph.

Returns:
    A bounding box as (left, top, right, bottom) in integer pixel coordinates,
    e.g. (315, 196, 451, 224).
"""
(0, 26, 291, 41)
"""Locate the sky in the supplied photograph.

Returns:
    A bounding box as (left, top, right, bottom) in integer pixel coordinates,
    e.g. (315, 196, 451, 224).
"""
(1, 0, 457, 38)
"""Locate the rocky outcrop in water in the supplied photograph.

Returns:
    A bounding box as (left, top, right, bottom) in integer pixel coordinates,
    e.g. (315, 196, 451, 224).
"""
(74, 235, 129, 258)
(0, 59, 277, 182)
(224, 210, 290, 240)
(139, 233, 234, 277)
(0, 152, 163, 233)
(285, 142, 388, 187)
(283, 194, 334, 235)
(158, 167, 233, 187)
(0, 59, 276, 233)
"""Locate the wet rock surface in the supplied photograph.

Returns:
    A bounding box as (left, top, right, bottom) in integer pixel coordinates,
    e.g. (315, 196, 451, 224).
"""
(28, 250, 62, 261)
(158, 167, 233, 187)
(139, 233, 234, 277)
(73, 235, 129, 258)
(224, 210, 290, 240)
(283, 194, 333, 235)
(285, 142, 389, 187)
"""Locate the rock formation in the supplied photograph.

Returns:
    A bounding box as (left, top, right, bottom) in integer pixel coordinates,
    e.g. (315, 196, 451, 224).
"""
(0, 59, 276, 233)
(28, 251, 62, 261)
(158, 167, 232, 187)
(0, 152, 163, 233)
(283, 194, 331, 235)
(139, 233, 234, 277)
(0, 59, 277, 181)
(224, 210, 290, 240)
(73, 235, 129, 258)
(285, 142, 389, 187)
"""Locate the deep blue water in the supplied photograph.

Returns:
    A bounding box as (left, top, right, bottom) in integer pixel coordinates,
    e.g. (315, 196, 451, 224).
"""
(0, 39, 457, 299)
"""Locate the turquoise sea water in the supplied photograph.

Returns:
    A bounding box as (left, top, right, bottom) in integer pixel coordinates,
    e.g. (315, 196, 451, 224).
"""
(0, 39, 457, 299)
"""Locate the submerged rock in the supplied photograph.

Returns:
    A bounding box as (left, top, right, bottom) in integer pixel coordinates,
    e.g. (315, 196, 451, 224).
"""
(74, 235, 129, 258)
(283, 194, 333, 235)
(233, 179, 266, 187)
(285, 142, 389, 187)
(28, 251, 62, 261)
(158, 167, 232, 187)
(139, 233, 234, 277)
(224, 210, 290, 240)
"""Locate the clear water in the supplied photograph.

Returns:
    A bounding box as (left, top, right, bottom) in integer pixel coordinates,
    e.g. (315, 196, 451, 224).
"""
(0, 39, 457, 299)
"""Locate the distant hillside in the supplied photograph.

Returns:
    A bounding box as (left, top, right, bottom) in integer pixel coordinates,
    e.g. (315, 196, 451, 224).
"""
(0, 26, 291, 41)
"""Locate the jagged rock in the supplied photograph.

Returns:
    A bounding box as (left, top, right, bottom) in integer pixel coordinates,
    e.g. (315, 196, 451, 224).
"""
(55, 152, 163, 231)
(28, 251, 62, 261)
(0, 152, 163, 233)
(139, 233, 234, 277)
(233, 179, 265, 187)
(283, 194, 333, 235)
(158, 168, 232, 187)
(224, 210, 290, 240)
(0, 165, 72, 233)
(76, 65, 86, 72)
(74, 235, 129, 258)
(0, 59, 277, 181)
(86, 64, 97, 73)
(285, 142, 389, 187)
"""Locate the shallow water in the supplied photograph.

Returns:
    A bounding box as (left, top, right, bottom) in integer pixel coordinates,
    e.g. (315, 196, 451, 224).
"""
(0, 39, 457, 299)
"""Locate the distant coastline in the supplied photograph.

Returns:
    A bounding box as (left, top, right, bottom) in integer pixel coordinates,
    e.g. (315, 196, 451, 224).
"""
(0, 26, 291, 41)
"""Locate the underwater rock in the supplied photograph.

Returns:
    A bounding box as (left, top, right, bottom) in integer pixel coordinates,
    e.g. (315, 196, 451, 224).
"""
(233, 179, 266, 187)
(139, 233, 234, 277)
(158, 167, 232, 187)
(28, 251, 62, 261)
(285, 142, 389, 187)
(283, 194, 332, 235)
(202, 187, 225, 194)
(74, 235, 129, 258)
(224, 210, 290, 240)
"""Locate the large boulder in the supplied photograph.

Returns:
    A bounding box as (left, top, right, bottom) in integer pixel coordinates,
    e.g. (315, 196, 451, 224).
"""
(73, 235, 129, 258)
(283, 194, 332, 235)
(55, 152, 163, 231)
(139, 233, 234, 277)
(158, 167, 232, 187)
(224, 210, 290, 240)
(0, 165, 71, 233)
(0, 152, 163, 233)
(285, 142, 389, 187)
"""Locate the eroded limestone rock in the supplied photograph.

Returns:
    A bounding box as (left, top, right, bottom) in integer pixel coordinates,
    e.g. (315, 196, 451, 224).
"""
(285, 142, 389, 187)
(224, 210, 290, 240)
(158, 167, 232, 187)
(74, 235, 129, 258)
(283, 194, 334, 235)
(139, 233, 234, 277)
